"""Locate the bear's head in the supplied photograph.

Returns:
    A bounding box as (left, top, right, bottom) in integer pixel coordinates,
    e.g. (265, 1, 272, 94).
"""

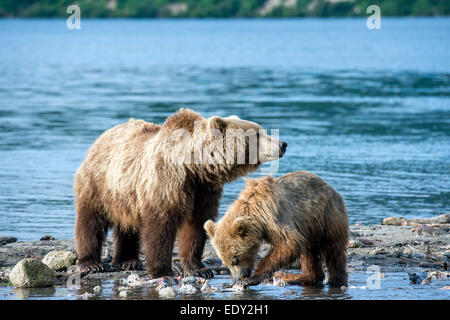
(207, 114, 287, 165)
(204, 215, 260, 283)
(162, 109, 288, 184)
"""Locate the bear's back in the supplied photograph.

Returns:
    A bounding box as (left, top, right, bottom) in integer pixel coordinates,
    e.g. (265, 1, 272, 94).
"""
(74, 118, 162, 228)
(274, 171, 347, 233)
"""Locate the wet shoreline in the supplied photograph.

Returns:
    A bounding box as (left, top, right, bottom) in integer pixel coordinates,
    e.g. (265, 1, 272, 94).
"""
(1, 215, 449, 299)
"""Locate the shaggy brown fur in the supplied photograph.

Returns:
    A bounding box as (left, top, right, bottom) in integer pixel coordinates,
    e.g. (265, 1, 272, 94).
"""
(204, 171, 349, 287)
(74, 108, 286, 277)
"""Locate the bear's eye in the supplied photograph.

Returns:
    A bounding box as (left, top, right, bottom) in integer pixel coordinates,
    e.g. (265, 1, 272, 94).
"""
(231, 256, 239, 266)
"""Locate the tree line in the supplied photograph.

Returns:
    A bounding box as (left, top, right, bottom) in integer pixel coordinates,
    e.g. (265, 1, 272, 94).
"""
(1, 0, 448, 18)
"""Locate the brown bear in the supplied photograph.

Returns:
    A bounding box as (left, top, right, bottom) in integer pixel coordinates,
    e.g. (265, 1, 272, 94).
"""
(73, 108, 287, 278)
(204, 171, 348, 287)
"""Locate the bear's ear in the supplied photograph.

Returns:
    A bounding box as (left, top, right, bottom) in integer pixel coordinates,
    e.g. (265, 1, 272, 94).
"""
(208, 116, 227, 131)
(204, 220, 217, 238)
(233, 216, 252, 237)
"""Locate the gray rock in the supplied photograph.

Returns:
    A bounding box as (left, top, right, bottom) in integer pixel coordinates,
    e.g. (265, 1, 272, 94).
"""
(410, 252, 426, 260)
(9, 258, 55, 288)
(40, 235, 55, 241)
(369, 248, 385, 255)
(42, 250, 77, 271)
(383, 213, 450, 226)
(0, 269, 10, 283)
(93, 286, 102, 294)
(158, 286, 176, 298)
(179, 283, 198, 294)
(408, 272, 427, 284)
(119, 289, 131, 298)
(0, 236, 17, 245)
(181, 276, 197, 285)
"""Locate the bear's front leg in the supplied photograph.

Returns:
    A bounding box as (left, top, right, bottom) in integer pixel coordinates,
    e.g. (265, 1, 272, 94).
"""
(178, 217, 214, 279)
(238, 243, 300, 287)
(177, 188, 222, 279)
(75, 204, 111, 272)
(141, 211, 179, 278)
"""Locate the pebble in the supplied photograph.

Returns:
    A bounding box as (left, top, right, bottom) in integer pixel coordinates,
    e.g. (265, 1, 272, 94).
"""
(158, 286, 176, 298)
(93, 286, 102, 294)
(369, 248, 385, 255)
(119, 289, 132, 298)
(357, 238, 375, 246)
(348, 239, 363, 248)
(181, 276, 197, 285)
(410, 252, 426, 260)
(40, 235, 55, 241)
(125, 273, 141, 286)
(179, 283, 198, 294)
(408, 272, 427, 284)
(382, 217, 405, 226)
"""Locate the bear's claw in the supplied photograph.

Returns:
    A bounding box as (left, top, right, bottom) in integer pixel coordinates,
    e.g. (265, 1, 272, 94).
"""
(113, 259, 143, 271)
(236, 275, 264, 287)
(77, 260, 112, 273)
(184, 267, 214, 279)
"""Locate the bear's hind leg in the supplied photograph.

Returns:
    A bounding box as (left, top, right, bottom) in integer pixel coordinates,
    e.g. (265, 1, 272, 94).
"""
(75, 205, 110, 272)
(298, 250, 325, 285)
(112, 228, 142, 271)
(325, 245, 348, 287)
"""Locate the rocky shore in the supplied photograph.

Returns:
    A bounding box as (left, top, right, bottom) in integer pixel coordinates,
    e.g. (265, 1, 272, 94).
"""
(1, 214, 449, 295)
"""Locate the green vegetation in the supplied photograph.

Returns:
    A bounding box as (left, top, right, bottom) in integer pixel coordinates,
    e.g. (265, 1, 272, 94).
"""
(0, 0, 448, 18)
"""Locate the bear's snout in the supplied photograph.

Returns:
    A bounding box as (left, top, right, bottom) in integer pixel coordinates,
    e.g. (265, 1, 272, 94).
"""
(243, 267, 252, 278)
(231, 267, 253, 283)
(279, 141, 288, 156)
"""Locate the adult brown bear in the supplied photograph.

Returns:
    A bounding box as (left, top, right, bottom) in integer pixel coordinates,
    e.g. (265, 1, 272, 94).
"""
(74, 108, 287, 278)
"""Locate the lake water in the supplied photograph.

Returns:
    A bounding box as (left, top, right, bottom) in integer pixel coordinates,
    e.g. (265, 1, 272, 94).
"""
(0, 18, 449, 241)
(1, 270, 450, 300)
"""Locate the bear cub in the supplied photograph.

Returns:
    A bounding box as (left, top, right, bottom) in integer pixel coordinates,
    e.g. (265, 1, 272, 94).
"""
(204, 171, 348, 287)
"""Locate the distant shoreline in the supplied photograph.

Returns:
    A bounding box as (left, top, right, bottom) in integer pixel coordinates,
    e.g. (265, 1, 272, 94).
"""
(1, 0, 449, 19)
(1, 16, 450, 20)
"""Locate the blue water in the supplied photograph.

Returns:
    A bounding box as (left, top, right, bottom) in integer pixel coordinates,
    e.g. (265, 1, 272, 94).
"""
(0, 18, 449, 241)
